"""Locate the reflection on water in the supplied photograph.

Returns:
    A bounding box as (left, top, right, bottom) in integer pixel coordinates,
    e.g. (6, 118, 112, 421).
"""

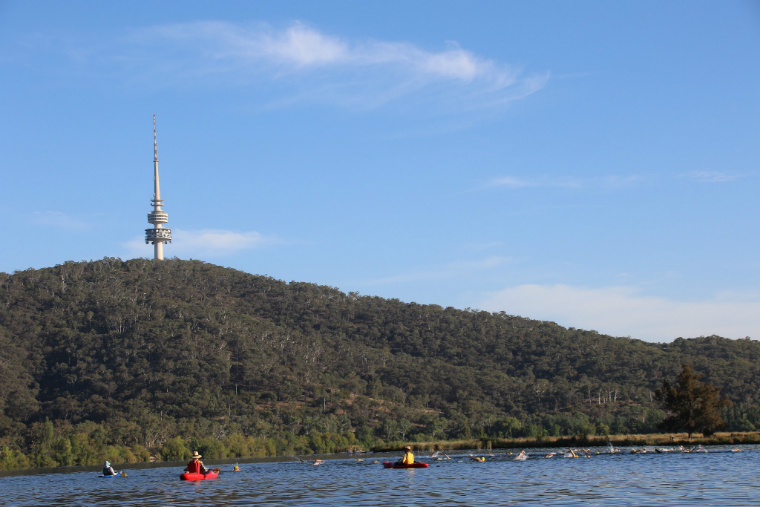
(1, 446, 757, 506)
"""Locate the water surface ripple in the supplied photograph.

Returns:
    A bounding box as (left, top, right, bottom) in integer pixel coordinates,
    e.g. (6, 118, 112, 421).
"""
(1, 446, 758, 506)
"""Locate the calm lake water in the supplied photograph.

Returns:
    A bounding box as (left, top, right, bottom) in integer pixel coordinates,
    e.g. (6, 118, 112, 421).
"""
(1, 446, 757, 506)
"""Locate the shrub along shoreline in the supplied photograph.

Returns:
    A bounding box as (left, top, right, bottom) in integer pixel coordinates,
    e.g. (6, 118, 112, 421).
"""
(375, 431, 760, 453)
(2, 431, 758, 472)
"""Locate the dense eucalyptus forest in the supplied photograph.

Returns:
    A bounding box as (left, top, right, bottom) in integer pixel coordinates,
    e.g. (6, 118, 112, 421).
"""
(1, 258, 759, 469)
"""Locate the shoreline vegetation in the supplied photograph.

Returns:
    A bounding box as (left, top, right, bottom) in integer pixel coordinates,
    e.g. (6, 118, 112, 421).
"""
(377, 431, 760, 453)
(1, 431, 758, 472)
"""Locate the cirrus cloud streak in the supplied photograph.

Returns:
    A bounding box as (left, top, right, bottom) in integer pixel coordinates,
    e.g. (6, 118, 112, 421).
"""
(125, 21, 548, 111)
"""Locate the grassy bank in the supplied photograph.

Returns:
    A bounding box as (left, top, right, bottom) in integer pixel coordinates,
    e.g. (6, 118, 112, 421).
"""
(373, 431, 760, 453)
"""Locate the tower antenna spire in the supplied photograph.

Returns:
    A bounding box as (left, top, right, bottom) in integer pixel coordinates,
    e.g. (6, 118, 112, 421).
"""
(154, 114, 158, 163)
(145, 114, 172, 259)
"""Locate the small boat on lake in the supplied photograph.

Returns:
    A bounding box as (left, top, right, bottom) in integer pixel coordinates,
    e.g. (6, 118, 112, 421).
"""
(180, 470, 219, 481)
(383, 462, 429, 469)
(99, 471, 125, 478)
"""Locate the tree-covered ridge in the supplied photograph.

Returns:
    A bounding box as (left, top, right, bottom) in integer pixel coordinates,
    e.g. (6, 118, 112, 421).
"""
(0, 258, 759, 469)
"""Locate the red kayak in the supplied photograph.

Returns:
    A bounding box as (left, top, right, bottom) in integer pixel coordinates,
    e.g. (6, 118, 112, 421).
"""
(180, 471, 219, 481)
(383, 462, 429, 469)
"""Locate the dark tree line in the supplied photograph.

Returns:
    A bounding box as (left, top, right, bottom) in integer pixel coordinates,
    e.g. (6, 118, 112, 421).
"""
(0, 258, 758, 469)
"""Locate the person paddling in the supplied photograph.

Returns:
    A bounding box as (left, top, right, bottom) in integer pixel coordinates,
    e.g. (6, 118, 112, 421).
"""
(102, 460, 116, 476)
(399, 446, 414, 465)
(186, 451, 209, 475)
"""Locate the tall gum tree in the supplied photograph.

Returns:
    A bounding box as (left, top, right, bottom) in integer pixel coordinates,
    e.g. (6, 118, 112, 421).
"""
(655, 364, 731, 438)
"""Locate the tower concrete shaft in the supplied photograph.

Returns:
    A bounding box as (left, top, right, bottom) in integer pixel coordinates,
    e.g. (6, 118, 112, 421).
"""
(145, 115, 172, 259)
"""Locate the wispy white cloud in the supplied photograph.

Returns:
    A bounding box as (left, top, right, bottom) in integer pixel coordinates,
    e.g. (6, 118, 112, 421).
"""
(487, 176, 581, 189)
(32, 211, 89, 231)
(122, 228, 281, 258)
(681, 170, 744, 183)
(139, 22, 508, 80)
(478, 284, 760, 342)
(120, 21, 547, 111)
(487, 169, 753, 192)
(486, 174, 643, 190)
(487, 176, 535, 188)
(359, 256, 511, 286)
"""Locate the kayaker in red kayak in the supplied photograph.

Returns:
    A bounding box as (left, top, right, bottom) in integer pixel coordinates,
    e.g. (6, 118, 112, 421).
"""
(400, 446, 414, 465)
(186, 451, 209, 475)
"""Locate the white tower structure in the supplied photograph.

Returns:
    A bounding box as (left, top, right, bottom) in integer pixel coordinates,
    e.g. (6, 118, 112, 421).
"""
(145, 115, 172, 259)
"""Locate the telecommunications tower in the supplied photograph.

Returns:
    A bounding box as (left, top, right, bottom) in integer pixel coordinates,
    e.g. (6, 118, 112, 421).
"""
(145, 114, 172, 259)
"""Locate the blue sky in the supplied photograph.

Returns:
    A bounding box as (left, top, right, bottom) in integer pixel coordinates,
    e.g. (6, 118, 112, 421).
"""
(2, 1, 759, 342)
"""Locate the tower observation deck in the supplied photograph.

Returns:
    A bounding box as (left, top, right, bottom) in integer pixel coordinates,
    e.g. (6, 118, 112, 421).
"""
(145, 115, 172, 259)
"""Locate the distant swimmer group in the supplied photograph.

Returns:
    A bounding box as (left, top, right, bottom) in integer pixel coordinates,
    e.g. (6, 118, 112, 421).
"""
(286, 443, 742, 472)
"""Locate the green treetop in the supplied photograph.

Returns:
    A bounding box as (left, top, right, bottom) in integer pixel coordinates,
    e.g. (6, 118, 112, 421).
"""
(655, 364, 731, 438)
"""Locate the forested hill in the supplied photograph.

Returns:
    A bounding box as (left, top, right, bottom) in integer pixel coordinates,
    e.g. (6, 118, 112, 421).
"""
(1, 258, 759, 465)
